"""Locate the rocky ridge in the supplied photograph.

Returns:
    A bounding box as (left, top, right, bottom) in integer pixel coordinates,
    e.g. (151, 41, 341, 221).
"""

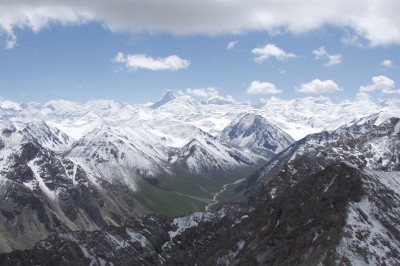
(1, 116, 399, 265)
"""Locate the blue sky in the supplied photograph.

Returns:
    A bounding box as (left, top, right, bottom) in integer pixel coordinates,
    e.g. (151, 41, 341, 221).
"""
(0, 1, 399, 104)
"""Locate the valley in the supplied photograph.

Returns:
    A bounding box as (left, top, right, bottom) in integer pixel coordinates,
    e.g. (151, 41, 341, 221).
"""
(0, 92, 400, 264)
(205, 178, 245, 211)
(2, 1, 400, 264)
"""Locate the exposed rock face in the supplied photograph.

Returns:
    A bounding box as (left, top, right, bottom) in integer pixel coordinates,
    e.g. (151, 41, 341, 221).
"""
(220, 113, 294, 158)
(0, 114, 273, 253)
(2, 162, 399, 265)
(1, 117, 399, 265)
(241, 115, 400, 191)
(0, 138, 148, 253)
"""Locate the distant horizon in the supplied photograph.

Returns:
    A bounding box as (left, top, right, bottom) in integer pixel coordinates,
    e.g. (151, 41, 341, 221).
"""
(1, 89, 399, 108)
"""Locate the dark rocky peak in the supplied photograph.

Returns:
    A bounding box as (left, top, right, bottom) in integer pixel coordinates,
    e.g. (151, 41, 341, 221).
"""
(221, 113, 293, 157)
(151, 91, 178, 109)
(240, 116, 400, 193)
(3, 159, 399, 265)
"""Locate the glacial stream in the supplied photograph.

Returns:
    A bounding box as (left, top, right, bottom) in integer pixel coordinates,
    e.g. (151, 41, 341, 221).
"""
(205, 178, 245, 211)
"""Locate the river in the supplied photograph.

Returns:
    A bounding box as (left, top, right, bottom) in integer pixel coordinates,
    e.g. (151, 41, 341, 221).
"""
(205, 178, 245, 211)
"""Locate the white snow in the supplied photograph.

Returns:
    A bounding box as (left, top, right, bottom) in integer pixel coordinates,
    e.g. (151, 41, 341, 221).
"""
(269, 187, 277, 199)
(168, 212, 205, 238)
(336, 171, 400, 265)
(23, 180, 37, 191)
(28, 159, 56, 201)
(0, 100, 22, 111)
(216, 239, 246, 265)
(126, 228, 150, 248)
(105, 232, 131, 249)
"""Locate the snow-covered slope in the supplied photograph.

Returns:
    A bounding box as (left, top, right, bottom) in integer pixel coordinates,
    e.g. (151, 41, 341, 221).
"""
(220, 113, 294, 158)
(261, 96, 399, 140)
(0, 119, 74, 153)
(0, 127, 148, 253)
(1, 93, 400, 263)
(172, 129, 261, 177)
(0, 94, 398, 196)
(241, 113, 400, 189)
(1, 93, 399, 142)
(66, 126, 172, 180)
(150, 90, 177, 109)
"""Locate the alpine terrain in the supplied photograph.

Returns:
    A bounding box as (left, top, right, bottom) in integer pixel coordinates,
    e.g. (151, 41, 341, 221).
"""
(0, 93, 399, 265)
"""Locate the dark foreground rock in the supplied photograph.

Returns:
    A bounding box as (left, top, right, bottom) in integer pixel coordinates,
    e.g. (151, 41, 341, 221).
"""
(1, 161, 399, 265)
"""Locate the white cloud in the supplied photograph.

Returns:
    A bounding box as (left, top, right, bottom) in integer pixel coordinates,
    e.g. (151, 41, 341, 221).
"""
(312, 47, 327, 59)
(296, 79, 342, 94)
(113, 52, 190, 71)
(252, 43, 296, 63)
(246, 81, 282, 94)
(342, 35, 364, 47)
(326, 54, 343, 66)
(0, 5, 93, 49)
(227, 40, 238, 50)
(312, 46, 342, 67)
(280, 69, 287, 74)
(1, 1, 400, 48)
(359, 75, 400, 94)
(381, 60, 394, 68)
(183, 87, 235, 102)
(185, 87, 219, 98)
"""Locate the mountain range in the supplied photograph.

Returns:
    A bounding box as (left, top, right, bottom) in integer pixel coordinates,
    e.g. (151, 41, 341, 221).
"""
(0, 92, 399, 264)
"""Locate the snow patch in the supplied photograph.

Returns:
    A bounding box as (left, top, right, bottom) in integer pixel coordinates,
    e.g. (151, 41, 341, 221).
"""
(126, 228, 150, 248)
(28, 159, 56, 201)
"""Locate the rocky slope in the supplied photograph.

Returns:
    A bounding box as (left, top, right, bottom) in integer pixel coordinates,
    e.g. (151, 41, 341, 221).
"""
(2, 160, 398, 265)
(0, 93, 399, 259)
(241, 113, 399, 190)
(0, 107, 271, 253)
(220, 113, 294, 158)
(0, 123, 149, 253)
(1, 117, 399, 265)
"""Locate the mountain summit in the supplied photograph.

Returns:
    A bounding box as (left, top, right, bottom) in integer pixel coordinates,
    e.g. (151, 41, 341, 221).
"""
(221, 113, 294, 158)
(150, 91, 178, 109)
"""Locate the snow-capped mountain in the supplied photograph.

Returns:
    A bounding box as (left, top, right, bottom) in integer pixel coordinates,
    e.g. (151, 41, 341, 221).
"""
(1, 92, 400, 259)
(150, 90, 177, 109)
(4, 115, 399, 264)
(171, 129, 261, 177)
(1, 92, 399, 142)
(0, 126, 148, 253)
(240, 112, 399, 190)
(0, 94, 270, 253)
(220, 113, 294, 158)
(261, 96, 399, 140)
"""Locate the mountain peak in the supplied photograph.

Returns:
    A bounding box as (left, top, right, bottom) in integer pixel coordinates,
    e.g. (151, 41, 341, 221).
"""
(221, 113, 294, 157)
(151, 91, 178, 109)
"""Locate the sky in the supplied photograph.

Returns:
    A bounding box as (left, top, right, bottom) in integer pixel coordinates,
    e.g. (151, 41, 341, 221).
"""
(0, 0, 399, 105)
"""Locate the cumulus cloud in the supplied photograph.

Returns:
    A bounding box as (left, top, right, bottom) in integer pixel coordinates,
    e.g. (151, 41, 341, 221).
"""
(185, 87, 219, 98)
(227, 40, 238, 50)
(296, 79, 342, 94)
(183, 87, 235, 102)
(246, 81, 282, 94)
(0, 5, 93, 49)
(342, 35, 364, 47)
(252, 43, 296, 63)
(359, 75, 400, 94)
(312, 47, 343, 67)
(1, 1, 400, 48)
(113, 52, 190, 71)
(381, 60, 394, 68)
(312, 47, 327, 59)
